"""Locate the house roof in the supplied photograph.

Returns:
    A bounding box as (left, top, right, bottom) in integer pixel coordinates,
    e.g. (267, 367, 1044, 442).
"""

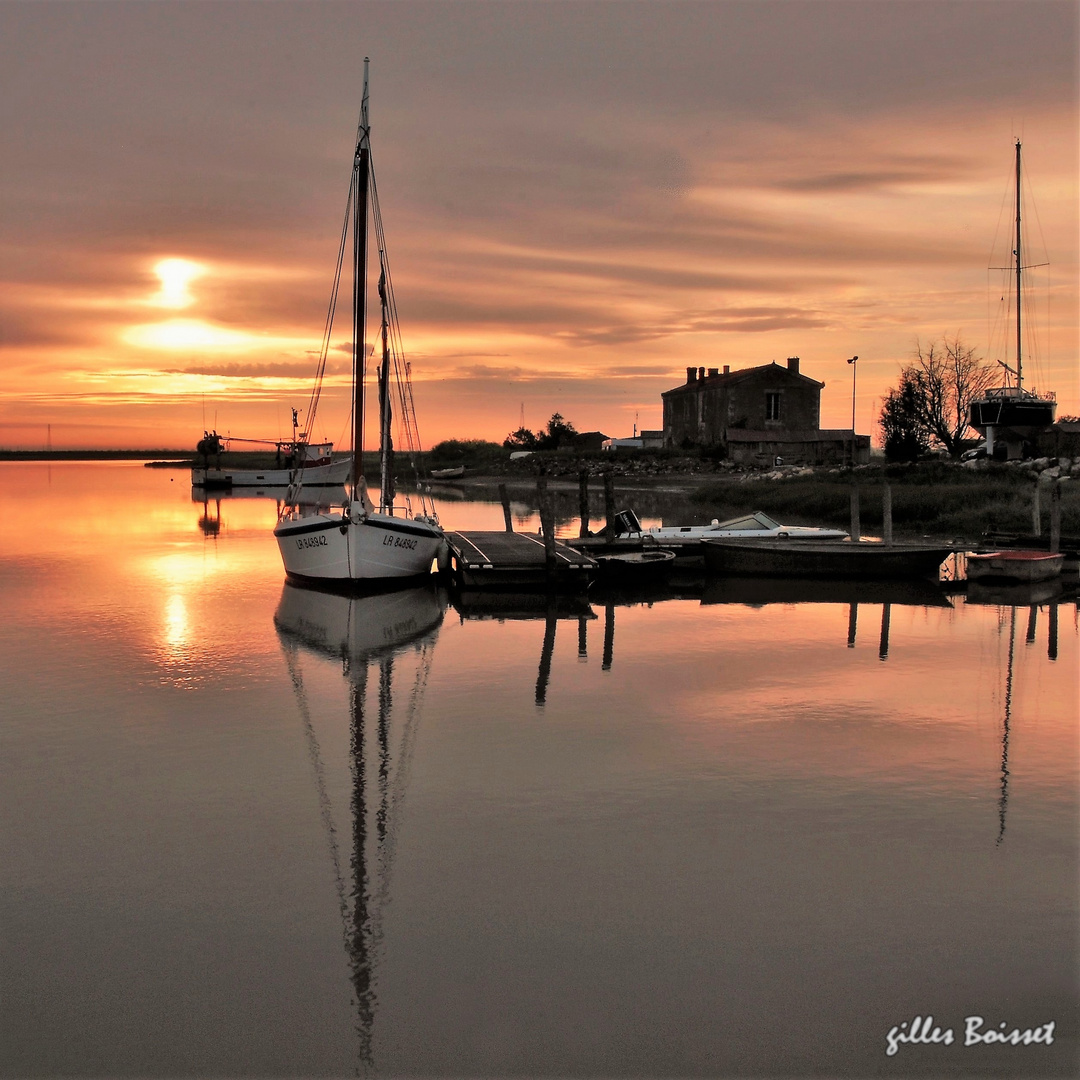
(662, 362, 825, 397)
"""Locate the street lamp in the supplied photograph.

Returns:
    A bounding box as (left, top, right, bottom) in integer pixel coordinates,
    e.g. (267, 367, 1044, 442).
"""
(846, 356, 859, 465)
(846, 356, 859, 431)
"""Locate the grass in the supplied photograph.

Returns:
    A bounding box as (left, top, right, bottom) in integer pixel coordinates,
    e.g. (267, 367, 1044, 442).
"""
(690, 463, 1079, 540)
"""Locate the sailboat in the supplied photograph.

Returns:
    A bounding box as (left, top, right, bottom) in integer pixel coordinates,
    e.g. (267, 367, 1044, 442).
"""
(274, 60, 444, 586)
(968, 141, 1057, 459)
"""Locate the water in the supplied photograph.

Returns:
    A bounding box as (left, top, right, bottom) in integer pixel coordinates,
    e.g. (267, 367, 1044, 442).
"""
(1, 462, 1076, 1077)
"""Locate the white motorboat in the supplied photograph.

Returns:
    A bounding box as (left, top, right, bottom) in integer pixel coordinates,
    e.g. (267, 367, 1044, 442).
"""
(274, 61, 444, 587)
(614, 509, 848, 542)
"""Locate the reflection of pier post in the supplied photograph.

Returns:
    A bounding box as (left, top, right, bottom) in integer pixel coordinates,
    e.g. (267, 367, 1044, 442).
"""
(1048, 604, 1058, 662)
(847, 603, 858, 648)
(348, 666, 375, 1065)
(878, 603, 891, 661)
(377, 657, 393, 845)
(602, 603, 615, 670)
(535, 606, 557, 706)
(577, 616, 588, 659)
(1025, 605, 1038, 645)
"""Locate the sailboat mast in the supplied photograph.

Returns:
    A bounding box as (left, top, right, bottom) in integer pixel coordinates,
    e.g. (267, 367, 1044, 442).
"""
(352, 59, 371, 494)
(1014, 139, 1022, 390)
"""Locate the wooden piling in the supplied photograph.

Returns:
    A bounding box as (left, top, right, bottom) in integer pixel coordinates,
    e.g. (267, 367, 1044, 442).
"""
(603, 469, 616, 540)
(537, 478, 556, 570)
(1049, 481, 1061, 553)
(498, 483, 513, 532)
(882, 482, 893, 545)
(578, 469, 590, 538)
(850, 485, 861, 542)
(1032, 481, 1041, 536)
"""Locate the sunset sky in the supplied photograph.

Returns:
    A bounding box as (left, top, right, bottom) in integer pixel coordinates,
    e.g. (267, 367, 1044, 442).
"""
(2, 1, 1077, 451)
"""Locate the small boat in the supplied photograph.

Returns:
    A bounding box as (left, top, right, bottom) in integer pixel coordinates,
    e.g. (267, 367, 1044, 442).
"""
(274, 61, 445, 588)
(593, 549, 677, 579)
(966, 550, 1064, 584)
(703, 537, 954, 580)
(614, 509, 848, 542)
(429, 465, 466, 480)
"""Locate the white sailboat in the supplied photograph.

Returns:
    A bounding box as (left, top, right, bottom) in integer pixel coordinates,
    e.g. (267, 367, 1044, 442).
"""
(275, 60, 444, 587)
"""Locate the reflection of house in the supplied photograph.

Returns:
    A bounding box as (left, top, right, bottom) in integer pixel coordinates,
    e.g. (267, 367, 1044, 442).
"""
(662, 358, 869, 465)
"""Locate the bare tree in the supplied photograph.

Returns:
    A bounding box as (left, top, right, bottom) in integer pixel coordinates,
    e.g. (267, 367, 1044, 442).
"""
(908, 335, 997, 456)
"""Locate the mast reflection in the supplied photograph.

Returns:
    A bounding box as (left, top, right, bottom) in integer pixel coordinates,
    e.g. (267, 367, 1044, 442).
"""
(275, 582, 446, 1070)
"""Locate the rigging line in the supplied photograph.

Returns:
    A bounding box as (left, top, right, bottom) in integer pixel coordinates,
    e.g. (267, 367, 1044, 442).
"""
(304, 176, 355, 442)
(280, 638, 351, 950)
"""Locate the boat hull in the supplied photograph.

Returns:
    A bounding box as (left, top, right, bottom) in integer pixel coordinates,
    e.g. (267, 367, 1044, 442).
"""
(966, 550, 1064, 584)
(193, 458, 352, 488)
(275, 509, 444, 585)
(703, 538, 953, 579)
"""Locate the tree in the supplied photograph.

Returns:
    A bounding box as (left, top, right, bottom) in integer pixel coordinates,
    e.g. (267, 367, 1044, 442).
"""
(536, 412, 578, 450)
(907, 336, 997, 456)
(503, 426, 539, 450)
(879, 370, 932, 462)
(503, 413, 578, 451)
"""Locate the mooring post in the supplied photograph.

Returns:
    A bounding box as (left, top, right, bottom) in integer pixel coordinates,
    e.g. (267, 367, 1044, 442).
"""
(578, 469, 590, 538)
(537, 477, 556, 571)
(882, 482, 893, 545)
(498, 483, 513, 532)
(602, 603, 615, 670)
(847, 602, 858, 648)
(577, 615, 588, 659)
(850, 485, 861, 542)
(1049, 481, 1061, 553)
(1032, 481, 1041, 536)
(603, 469, 616, 540)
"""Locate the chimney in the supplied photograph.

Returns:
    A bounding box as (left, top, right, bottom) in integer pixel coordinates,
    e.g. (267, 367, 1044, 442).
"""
(698, 367, 705, 381)
(787, 356, 800, 375)
(723, 364, 730, 374)
(686, 366, 697, 383)
(707, 368, 719, 377)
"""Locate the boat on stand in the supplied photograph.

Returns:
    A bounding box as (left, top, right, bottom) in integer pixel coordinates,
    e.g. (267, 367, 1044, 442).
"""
(967, 141, 1057, 460)
(274, 60, 444, 588)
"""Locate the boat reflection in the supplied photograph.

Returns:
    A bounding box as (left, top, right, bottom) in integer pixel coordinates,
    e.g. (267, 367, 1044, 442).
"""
(193, 486, 347, 537)
(274, 582, 446, 1068)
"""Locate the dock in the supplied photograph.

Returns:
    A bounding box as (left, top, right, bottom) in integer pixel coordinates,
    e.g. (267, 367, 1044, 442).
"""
(444, 531, 596, 588)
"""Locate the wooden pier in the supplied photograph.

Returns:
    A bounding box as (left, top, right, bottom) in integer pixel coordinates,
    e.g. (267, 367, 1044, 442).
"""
(444, 531, 596, 588)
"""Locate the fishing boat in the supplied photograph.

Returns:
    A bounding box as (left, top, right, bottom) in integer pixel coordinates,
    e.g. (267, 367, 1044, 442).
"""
(703, 537, 954, 580)
(274, 61, 444, 587)
(966, 550, 1064, 585)
(967, 141, 1057, 459)
(191, 425, 351, 489)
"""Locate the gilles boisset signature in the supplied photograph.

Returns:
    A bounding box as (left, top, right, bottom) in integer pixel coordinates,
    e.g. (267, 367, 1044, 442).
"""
(886, 1016, 1055, 1056)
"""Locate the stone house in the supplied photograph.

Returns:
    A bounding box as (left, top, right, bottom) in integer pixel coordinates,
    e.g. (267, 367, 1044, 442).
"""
(661, 357, 870, 465)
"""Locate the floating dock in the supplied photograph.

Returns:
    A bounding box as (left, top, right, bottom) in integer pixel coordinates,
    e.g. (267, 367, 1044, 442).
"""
(444, 531, 596, 588)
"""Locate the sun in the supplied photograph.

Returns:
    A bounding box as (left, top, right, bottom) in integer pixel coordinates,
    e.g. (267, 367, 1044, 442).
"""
(151, 258, 205, 309)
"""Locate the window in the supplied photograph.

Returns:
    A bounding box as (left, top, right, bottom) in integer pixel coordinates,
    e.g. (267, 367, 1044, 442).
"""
(765, 392, 781, 421)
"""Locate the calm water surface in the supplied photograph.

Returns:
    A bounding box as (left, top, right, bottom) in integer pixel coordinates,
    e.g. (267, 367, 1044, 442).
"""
(1, 462, 1077, 1078)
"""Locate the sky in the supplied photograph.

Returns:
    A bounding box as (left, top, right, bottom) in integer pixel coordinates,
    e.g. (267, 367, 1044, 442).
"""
(2, 0, 1077, 451)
